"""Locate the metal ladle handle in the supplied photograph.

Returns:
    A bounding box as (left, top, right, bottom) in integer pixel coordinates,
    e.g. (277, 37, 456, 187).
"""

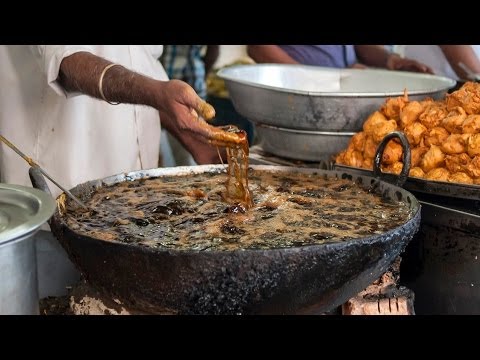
(29, 165, 89, 210)
(0, 134, 90, 211)
(373, 131, 411, 188)
(29, 167, 52, 195)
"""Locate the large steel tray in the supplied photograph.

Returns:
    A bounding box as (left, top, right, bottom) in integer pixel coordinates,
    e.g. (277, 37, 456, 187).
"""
(218, 64, 455, 132)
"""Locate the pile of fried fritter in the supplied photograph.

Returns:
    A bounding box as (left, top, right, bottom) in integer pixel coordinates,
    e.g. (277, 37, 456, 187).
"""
(336, 82, 480, 184)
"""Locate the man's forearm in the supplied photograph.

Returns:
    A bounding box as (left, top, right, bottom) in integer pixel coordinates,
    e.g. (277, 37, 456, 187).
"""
(354, 45, 390, 68)
(247, 45, 298, 64)
(57, 50, 233, 163)
(439, 45, 480, 80)
(58, 51, 161, 108)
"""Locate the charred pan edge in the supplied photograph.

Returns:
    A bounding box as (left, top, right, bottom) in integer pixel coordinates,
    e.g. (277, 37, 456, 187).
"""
(334, 163, 480, 201)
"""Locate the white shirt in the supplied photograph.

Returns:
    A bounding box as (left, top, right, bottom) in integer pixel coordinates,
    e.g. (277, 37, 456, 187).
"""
(401, 45, 480, 80)
(0, 45, 167, 199)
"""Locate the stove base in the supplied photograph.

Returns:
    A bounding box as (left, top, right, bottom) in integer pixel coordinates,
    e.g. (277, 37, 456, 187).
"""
(40, 257, 413, 315)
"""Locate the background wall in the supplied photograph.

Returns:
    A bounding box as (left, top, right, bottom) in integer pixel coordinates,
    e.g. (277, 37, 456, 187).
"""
(213, 45, 248, 68)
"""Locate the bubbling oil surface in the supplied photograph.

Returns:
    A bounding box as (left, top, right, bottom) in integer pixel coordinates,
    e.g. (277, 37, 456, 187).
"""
(64, 170, 413, 251)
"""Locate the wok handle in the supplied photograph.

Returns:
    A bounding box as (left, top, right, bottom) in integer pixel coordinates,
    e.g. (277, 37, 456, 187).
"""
(29, 167, 52, 195)
(373, 131, 411, 187)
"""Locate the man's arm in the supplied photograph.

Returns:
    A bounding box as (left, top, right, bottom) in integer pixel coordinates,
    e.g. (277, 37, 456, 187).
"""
(58, 51, 240, 164)
(354, 45, 433, 73)
(203, 45, 219, 75)
(439, 45, 480, 80)
(247, 45, 299, 64)
(59, 51, 208, 120)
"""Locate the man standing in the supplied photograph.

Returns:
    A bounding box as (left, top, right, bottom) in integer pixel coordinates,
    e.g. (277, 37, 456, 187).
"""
(247, 45, 433, 73)
(0, 45, 231, 297)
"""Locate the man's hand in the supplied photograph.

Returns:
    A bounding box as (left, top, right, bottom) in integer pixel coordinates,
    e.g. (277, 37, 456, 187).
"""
(386, 53, 434, 74)
(349, 63, 368, 69)
(155, 79, 245, 145)
(155, 80, 244, 164)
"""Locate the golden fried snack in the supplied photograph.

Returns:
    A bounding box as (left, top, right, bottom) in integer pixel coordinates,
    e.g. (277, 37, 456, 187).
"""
(467, 133, 480, 157)
(409, 167, 425, 178)
(404, 122, 428, 146)
(350, 132, 366, 152)
(446, 81, 480, 115)
(462, 115, 480, 134)
(372, 119, 398, 143)
(335, 82, 480, 186)
(411, 146, 428, 167)
(425, 168, 450, 182)
(424, 127, 450, 147)
(363, 111, 388, 135)
(382, 140, 403, 164)
(382, 161, 404, 175)
(399, 101, 424, 129)
(442, 107, 467, 134)
(441, 134, 470, 155)
(460, 133, 470, 143)
(420, 145, 445, 173)
(363, 135, 378, 160)
(448, 172, 473, 184)
(445, 153, 471, 173)
(466, 156, 480, 178)
(420, 98, 435, 106)
(335, 150, 346, 165)
(418, 101, 448, 130)
(362, 157, 373, 169)
(342, 148, 364, 168)
(380, 92, 409, 121)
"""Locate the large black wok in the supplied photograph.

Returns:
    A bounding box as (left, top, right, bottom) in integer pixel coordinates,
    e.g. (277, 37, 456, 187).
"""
(30, 165, 421, 315)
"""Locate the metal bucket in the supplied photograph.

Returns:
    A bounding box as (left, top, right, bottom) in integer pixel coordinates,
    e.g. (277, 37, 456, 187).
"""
(0, 184, 55, 314)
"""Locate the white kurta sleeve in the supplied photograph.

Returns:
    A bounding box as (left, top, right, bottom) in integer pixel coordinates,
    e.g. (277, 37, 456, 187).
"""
(29, 45, 95, 98)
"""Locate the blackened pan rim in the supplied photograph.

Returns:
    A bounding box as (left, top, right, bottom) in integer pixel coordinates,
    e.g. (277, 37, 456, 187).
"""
(336, 163, 480, 188)
(334, 162, 480, 201)
(57, 164, 421, 254)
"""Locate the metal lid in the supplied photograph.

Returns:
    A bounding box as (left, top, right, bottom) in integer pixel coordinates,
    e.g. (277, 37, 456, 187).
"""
(0, 184, 56, 246)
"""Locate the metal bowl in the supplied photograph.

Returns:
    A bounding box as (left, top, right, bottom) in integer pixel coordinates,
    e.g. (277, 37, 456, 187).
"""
(256, 123, 355, 162)
(218, 64, 456, 131)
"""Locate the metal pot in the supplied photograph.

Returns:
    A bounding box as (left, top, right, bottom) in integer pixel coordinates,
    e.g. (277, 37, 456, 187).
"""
(400, 200, 480, 314)
(255, 123, 355, 162)
(0, 184, 55, 314)
(30, 165, 421, 315)
(218, 64, 455, 132)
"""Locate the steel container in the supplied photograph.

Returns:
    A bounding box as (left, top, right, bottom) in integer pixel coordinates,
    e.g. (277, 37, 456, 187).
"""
(400, 200, 480, 314)
(219, 64, 455, 132)
(0, 184, 55, 315)
(256, 123, 355, 162)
